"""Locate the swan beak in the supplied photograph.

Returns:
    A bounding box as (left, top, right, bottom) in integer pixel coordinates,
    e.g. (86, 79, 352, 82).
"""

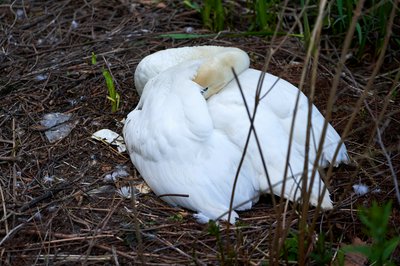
(201, 87, 209, 95)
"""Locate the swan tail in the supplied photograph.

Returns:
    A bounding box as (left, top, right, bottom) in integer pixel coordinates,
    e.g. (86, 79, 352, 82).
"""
(320, 125, 350, 167)
(307, 171, 334, 210)
(309, 189, 333, 210)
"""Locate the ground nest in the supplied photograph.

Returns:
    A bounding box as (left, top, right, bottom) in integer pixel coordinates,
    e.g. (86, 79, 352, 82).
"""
(1, 1, 399, 265)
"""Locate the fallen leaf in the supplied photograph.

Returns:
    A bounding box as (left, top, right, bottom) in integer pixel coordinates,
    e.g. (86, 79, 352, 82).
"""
(343, 237, 369, 266)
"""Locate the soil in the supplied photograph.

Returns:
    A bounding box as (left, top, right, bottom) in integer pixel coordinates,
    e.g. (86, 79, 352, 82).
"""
(1, 1, 399, 265)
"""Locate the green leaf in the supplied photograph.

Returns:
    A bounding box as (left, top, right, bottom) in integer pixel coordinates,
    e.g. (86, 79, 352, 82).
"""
(300, 0, 311, 49)
(102, 70, 115, 97)
(115, 92, 121, 111)
(91, 52, 97, 65)
(280, 231, 299, 261)
(102, 69, 119, 113)
(106, 95, 116, 103)
(255, 0, 268, 30)
(159, 31, 302, 40)
(202, 0, 212, 30)
(200, 0, 225, 32)
(215, 0, 225, 32)
(355, 22, 362, 46)
(336, 0, 344, 27)
(336, 249, 345, 266)
(183, 0, 200, 12)
(343, 244, 371, 257)
(169, 213, 184, 222)
(383, 237, 400, 261)
(207, 220, 220, 236)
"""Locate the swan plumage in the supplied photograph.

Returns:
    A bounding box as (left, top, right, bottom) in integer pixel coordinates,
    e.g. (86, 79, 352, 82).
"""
(124, 46, 349, 223)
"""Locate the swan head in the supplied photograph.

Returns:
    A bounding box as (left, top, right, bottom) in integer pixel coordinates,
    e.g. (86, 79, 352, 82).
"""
(134, 46, 250, 97)
(193, 48, 250, 99)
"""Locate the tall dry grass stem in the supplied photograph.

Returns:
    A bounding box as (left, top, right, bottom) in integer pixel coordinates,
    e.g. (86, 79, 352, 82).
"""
(324, 0, 398, 204)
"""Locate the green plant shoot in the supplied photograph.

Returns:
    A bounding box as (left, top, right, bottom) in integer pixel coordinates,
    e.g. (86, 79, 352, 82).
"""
(183, 0, 200, 12)
(201, 0, 225, 32)
(102, 69, 120, 113)
(91, 52, 97, 65)
(342, 201, 400, 266)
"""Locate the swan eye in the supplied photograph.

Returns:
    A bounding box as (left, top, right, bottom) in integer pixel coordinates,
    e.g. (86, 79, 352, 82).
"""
(201, 87, 209, 95)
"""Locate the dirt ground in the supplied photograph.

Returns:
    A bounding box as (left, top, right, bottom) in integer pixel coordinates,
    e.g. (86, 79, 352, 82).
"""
(1, 1, 399, 265)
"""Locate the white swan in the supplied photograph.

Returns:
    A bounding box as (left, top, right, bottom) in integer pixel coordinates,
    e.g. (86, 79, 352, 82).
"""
(123, 46, 349, 223)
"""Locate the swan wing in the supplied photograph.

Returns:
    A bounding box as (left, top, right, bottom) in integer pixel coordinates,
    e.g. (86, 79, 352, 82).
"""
(223, 69, 349, 166)
(207, 68, 348, 208)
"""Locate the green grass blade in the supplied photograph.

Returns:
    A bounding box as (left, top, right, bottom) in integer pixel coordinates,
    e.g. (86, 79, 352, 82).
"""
(159, 31, 302, 40)
(202, 0, 212, 30)
(255, 0, 268, 30)
(102, 70, 115, 99)
(183, 0, 201, 12)
(102, 69, 119, 113)
(215, 0, 225, 31)
(383, 237, 400, 261)
(355, 22, 362, 45)
(91, 52, 97, 65)
(115, 92, 121, 111)
(336, 0, 344, 27)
